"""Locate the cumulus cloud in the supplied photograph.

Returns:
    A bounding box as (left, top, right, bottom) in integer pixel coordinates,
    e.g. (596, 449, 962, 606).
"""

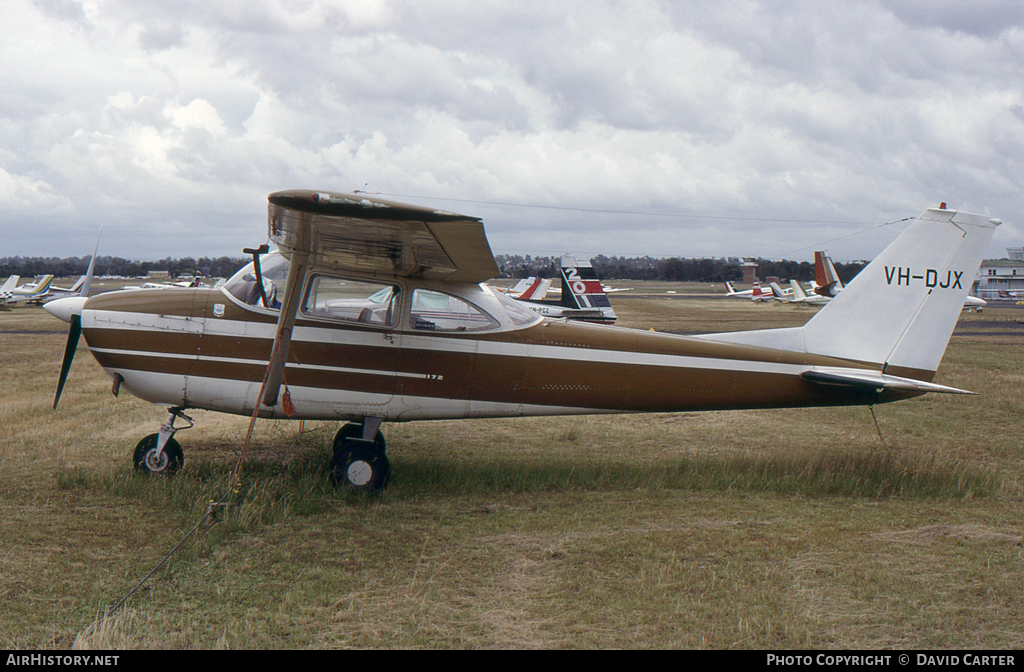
(1, 0, 1022, 261)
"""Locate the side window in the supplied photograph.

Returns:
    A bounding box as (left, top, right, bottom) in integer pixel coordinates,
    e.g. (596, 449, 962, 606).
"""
(302, 276, 399, 327)
(410, 289, 498, 332)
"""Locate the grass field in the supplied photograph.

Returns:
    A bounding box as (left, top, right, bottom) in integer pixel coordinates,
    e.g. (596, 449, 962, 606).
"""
(1, 286, 1022, 649)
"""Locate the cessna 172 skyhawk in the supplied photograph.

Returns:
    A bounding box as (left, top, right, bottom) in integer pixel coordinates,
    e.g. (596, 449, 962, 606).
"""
(45, 191, 999, 491)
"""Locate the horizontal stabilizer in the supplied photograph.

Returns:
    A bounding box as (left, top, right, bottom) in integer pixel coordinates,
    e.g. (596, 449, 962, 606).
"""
(800, 367, 973, 394)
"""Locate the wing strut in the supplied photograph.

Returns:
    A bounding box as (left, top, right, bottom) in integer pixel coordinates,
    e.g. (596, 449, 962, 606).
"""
(261, 213, 312, 409)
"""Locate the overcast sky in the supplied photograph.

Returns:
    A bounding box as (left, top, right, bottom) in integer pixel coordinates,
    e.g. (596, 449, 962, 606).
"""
(2, 0, 1023, 264)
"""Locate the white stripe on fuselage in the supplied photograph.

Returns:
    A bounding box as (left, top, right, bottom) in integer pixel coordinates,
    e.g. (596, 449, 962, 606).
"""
(87, 346, 445, 381)
(85, 308, 818, 380)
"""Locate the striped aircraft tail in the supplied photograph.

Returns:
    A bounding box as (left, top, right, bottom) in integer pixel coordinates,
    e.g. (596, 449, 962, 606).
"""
(557, 255, 616, 321)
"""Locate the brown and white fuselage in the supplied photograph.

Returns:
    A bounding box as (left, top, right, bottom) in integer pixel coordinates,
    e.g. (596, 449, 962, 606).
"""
(81, 278, 915, 425)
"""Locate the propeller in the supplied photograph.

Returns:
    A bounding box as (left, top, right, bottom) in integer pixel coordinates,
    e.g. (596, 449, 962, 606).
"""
(53, 312, 82, 409)
(45, 296, 88, 409)
(46, 229, 101, 410)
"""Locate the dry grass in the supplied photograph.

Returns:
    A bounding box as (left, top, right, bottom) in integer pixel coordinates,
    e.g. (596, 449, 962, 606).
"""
(1, 288, 1023, 649)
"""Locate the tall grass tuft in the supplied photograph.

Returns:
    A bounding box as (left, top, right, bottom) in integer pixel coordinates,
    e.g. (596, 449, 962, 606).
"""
(52, 439, 349, 535)
(390, 447, 1005, 499)
(55, 441, 1005, 524)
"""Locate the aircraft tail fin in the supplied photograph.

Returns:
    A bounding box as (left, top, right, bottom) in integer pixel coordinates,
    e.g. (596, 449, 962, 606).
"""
(701, 206, 1000, 379)
(814, 250, 843, 297)
(801, 207, 998, 377)
(769, 282, 789, 300)
(789, 279, 808, 301)
(0, 275, 19, 293)
(505, 277, 533, 297)
(518, 277, 551, 301)
(725, 281, 736, 295)
(750, 281, 770, 300)
(557, 255, 616, 321)
(32, 275, 54, 296)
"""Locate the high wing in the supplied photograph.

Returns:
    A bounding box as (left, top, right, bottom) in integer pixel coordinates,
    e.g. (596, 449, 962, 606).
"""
(259, 189, 499, 408)
(268, 190, 499, 283)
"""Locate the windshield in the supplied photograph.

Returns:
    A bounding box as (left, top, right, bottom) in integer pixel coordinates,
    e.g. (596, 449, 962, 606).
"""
(222, 250, 290, 309)
(492, 291, 544, 327)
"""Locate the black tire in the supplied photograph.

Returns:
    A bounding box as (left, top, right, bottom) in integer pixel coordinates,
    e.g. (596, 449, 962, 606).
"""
(133, 433, 184, 476)
(329, 442, 391, 492)
(333, 422, 386, 452)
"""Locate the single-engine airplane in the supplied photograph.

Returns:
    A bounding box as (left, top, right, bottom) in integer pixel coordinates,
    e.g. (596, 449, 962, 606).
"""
(44, 191, 999, 491)
(724, 280, 765, 299)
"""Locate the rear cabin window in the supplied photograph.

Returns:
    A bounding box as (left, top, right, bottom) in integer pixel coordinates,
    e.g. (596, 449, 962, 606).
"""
(410, 289, 497, 332)
(302, 276, 399, 327)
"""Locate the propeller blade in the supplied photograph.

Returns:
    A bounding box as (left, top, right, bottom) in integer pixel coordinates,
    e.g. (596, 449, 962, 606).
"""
(54, 313, 82, 410)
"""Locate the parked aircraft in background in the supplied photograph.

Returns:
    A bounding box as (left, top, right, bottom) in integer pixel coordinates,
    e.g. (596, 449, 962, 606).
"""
(44, 233, 102, 303)
(779, 280, 830, 305)
(962, 295, 987, 311)
(123, 278, 211, 291)
(500, 277, 535, 297)
(0, 275, 20, 302)
(724, 280, 753, 298)
(513, 255, 617, 324)
(813, 251, 844, 298)
(724, 280, 777, 301)
(0, 275, 54, 306)
(44, 193, 998, 493)
(601, 283, 632, 293)
(503, 276, 552, 301)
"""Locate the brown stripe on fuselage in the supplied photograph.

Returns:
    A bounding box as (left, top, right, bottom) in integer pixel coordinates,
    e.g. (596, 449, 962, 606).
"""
(85, 328, 202, 358)
(86, 287, 202, 317)
(82, 286, 924, 414)
(90, 350, 196, 377)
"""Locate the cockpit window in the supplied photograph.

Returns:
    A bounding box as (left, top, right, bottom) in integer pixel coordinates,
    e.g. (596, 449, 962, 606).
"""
(302, 276, 399, 327)
(222, 251, 290, 310)
(410, 289, 497, 332)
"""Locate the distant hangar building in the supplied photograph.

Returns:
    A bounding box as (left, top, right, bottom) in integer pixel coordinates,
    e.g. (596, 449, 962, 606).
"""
(972, 248, 1024, 299)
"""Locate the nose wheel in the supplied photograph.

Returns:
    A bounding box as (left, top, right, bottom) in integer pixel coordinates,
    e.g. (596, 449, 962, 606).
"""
(133, 434, 184, 475)
(133, 407, 191, 476)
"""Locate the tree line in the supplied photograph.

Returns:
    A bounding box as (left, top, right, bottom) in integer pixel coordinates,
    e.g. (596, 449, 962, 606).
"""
(2, 253, 866, 284)
(0, 255, 249, 280)
(498, 254, 866, 284)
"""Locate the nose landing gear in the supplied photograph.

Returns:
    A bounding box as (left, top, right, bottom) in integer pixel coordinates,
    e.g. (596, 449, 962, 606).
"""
(133, 407, 192, 476)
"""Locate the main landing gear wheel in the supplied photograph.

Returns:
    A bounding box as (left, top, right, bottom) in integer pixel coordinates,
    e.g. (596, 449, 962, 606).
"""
(133, 433, 184, 476)
(329, 423, 390, 492)
(333, 422, 386, 452)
